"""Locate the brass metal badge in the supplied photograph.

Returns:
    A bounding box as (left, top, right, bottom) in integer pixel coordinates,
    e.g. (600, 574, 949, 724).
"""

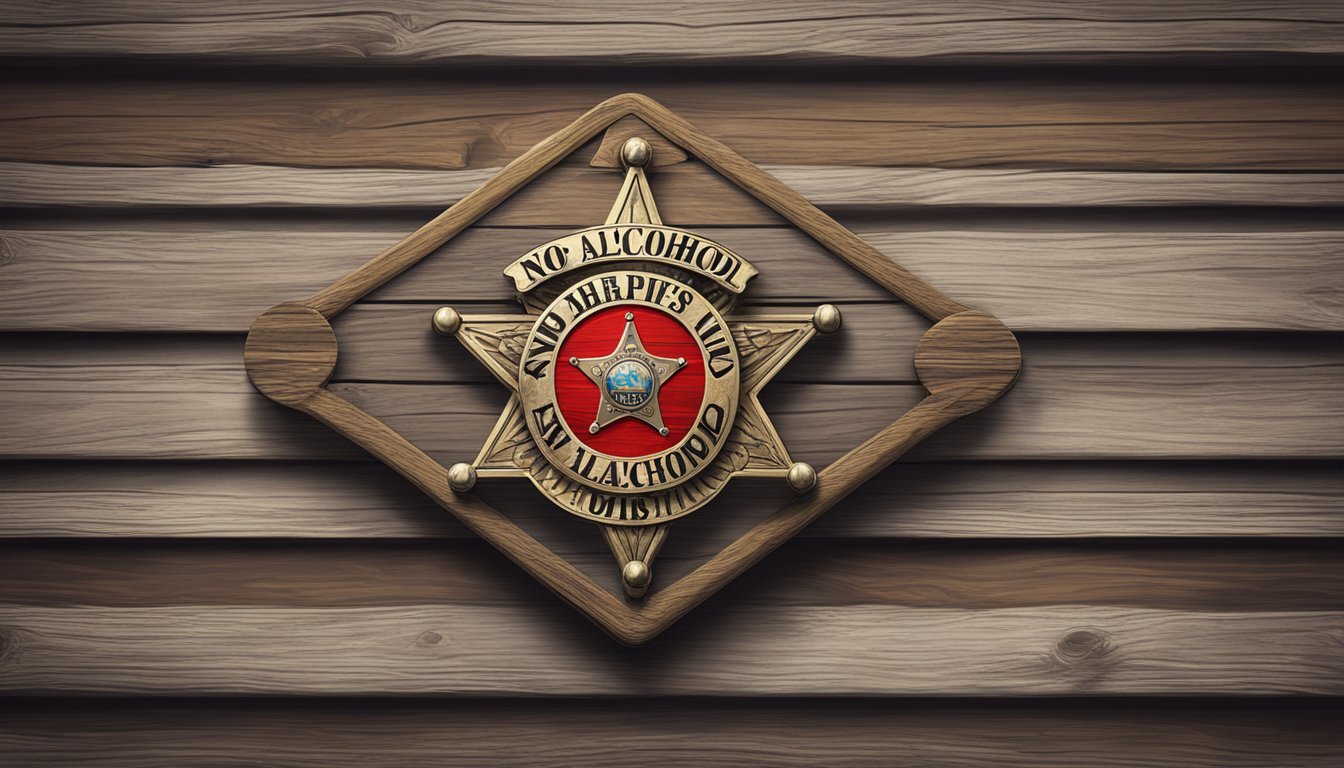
(435, 137, 839, 597)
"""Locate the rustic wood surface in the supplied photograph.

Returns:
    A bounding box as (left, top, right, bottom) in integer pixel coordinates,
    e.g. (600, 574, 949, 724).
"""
(5, 335, 1338, 459)
(3, 700, 1340, 768)
(4, 78, 1342, 171)
(8, 162, 1344, 210)
(5, 226, 1343, 331)
(3, 2, 1342, 63)
(2, 3, 1342, 762)
(1, 605, 1340, 695)
(4, 461, 1341, 539)
(5, 540, 1342, 610)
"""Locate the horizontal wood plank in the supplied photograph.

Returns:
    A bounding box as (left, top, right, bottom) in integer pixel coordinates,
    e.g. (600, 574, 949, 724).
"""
(2, 334, 1340, 461)
(4, 225, 1342, 332)
(333, 303, 927, 383)
(3, 78, 1342, 171)
(350, 338, 1344, 462)
(2, 700, 1340, 768)
(3, 540, 1340, 611)
(3, 460, 1340, 539)
(2, 2, 1341, 63)
(0, 605, 1340, 694)
(8, 163, 1344, 210)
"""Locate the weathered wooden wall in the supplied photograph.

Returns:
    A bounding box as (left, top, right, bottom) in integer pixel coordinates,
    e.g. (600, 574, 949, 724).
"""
(1, 2, 1342, 764)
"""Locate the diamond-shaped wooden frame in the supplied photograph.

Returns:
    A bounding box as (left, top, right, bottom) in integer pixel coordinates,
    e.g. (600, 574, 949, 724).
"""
(244, 94, 1021, 645)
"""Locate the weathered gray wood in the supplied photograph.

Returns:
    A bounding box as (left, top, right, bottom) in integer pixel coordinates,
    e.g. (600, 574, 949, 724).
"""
(0, 605, 1339, 695)
(5, 79, 1341, 172)
(859, 229, 1344, 332)
(0, 337, 890, 461)
(4, 226, 1343, 331)
(1, 3, 1340, 763)
(769, 166, 1344, 209)
(0, 336, 343, 460)
(5, 539, 1341, 611)
(4, 700, 1341, 768)
(333, 303, 927, 383)
(7, 163, 1344, 209)
(3, 335, 1340, 461)
(2, 2, 1341, 63)
(9, 701, 1344, 768)
(4, 461, 1337, 539)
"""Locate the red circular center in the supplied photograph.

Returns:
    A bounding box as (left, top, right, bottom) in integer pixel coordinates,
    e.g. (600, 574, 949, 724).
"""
(553, 305, 706, 458)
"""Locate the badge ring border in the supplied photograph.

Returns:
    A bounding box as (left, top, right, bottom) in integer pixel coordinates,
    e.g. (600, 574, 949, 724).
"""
(244, 93, 1022, 645)
(517, 273, 741, 502)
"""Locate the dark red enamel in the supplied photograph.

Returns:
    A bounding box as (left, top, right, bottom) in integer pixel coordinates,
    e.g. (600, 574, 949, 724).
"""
(553, 305, 706, 458)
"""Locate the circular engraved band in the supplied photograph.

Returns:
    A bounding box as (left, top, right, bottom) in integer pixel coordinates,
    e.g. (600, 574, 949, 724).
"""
(518, 270, 740, 496)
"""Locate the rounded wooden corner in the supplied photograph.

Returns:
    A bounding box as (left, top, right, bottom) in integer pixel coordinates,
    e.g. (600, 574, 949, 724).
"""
(603, 92, 660, 114)
(607, 622, 661, 647)
(244, 302, 338, 406)
(914, 310, 1021, 409)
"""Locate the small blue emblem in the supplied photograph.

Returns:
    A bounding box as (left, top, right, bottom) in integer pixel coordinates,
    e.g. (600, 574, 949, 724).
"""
(605, 359, 654, 409)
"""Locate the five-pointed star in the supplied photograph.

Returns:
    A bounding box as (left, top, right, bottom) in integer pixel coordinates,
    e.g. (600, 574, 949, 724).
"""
(569, 311, 687, 437)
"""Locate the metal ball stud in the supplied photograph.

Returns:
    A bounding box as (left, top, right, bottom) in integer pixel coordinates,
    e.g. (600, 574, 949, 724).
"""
(432, 306, 462, 336)
(620, 137, 653, 169)
(622, 559, 652, 598)
(447, 462, 477, 493)
(786, 461, 818, 494)
(812, 304, 843, 334)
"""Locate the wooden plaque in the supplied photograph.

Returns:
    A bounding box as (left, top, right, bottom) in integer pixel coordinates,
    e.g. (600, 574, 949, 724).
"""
(243, 93, 1020, 644)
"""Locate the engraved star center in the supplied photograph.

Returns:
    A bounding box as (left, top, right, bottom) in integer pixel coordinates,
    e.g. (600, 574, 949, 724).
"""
(568, 311, 687, 437)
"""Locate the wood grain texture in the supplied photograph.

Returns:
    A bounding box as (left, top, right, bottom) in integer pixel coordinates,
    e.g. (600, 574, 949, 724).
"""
(859, 229, 1344, 333)
(296, 97, 628, 319)
(292, 92, 969, 321)
(627, 315, 1009, 622)
(5, 225, 1342, 332)
(4, 540, 1342, 611)
(3, 2, 1342, 63)
(3, 700, 1341, 768)
(0, 605, 1340, 694)
(242, 303, 337, 405)
(4, 78, 1342, 171)
(5, 334, 1338, 460)
(3, 461, 1340, 539)
(2, 2, 1343, 763)
(916, 311, 1021, 403)
(626, 94, 971, 319)
(8, 162, 1344, 210)
(302, 385, 641, 630)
